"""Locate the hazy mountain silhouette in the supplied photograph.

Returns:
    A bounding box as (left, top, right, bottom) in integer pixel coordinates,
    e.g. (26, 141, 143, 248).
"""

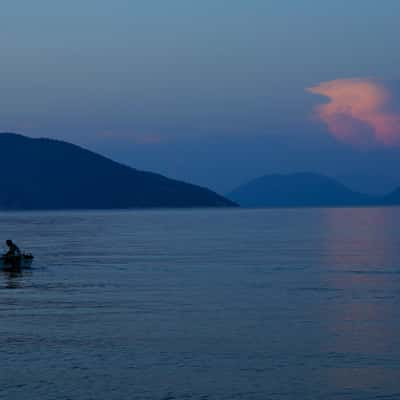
(0, 133, 235, 209)
(228, 172, 376, 207)
(383, 187, 400, 205)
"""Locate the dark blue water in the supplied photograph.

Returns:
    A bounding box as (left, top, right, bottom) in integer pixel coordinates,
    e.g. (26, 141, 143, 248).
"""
(2, 207, 400, 400)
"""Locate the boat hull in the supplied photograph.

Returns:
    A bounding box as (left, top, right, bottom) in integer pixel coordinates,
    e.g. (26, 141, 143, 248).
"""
(1, 255, 34, 270)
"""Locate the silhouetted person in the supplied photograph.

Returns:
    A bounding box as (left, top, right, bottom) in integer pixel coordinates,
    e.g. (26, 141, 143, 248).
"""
(5, 240, 21, 257)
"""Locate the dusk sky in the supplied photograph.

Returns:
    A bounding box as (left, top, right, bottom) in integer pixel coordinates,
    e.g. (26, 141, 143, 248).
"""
(2, 1, 400, 194)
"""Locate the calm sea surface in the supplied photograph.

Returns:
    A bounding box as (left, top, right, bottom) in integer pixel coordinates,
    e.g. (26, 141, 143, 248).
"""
(2, 207, 400, 400)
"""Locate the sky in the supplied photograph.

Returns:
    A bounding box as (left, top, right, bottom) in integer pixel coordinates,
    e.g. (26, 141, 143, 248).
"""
(1, 0, 400, 195)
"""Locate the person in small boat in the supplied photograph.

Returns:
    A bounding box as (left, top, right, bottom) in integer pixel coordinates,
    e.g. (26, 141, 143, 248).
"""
(5, 240, 21, 257)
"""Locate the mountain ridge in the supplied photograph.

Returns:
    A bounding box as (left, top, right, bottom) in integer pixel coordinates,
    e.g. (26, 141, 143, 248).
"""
(383, 187, 400, 205)
(0, 133, 236, 210)
(228, 172, 381, 208)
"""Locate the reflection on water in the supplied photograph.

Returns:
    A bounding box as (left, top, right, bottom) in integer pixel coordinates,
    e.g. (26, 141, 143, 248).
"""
(324, 207, 399, 269)
(1, 208, 400, 399)
(1, 269, 33, 290)
(322, 208, 400, 396)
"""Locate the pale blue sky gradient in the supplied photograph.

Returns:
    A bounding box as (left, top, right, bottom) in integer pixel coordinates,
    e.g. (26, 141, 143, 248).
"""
(1, 1, 400, 193)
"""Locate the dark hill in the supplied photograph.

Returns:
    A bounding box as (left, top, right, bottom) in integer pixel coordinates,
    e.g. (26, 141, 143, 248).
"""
(0, 133, 235, 210)
(383, 188, 400, 205)
(228, 172, 375, 208)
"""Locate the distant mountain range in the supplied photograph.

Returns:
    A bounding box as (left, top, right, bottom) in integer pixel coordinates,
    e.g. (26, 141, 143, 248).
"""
(0, 133, 235, 210)
(384, 187, 400, 205)
(4, 133, 400, 211)
(228, 172, 400, 208)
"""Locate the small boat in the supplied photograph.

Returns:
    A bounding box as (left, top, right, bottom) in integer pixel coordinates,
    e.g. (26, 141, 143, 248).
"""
(1, 254, 34, 270)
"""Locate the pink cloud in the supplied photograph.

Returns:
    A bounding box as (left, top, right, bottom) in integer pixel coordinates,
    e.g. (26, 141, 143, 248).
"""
(307, 78, 400, 147)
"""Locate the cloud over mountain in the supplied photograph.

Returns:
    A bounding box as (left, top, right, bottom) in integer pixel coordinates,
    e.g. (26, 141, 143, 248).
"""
(307, 78, 400, 147)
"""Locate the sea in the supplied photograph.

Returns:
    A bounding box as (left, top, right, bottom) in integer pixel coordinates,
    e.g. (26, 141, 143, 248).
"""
(1, 207, 400, 400)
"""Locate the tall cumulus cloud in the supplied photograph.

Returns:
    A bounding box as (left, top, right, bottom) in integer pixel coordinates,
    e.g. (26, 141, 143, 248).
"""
(307, 78, 400, 147)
